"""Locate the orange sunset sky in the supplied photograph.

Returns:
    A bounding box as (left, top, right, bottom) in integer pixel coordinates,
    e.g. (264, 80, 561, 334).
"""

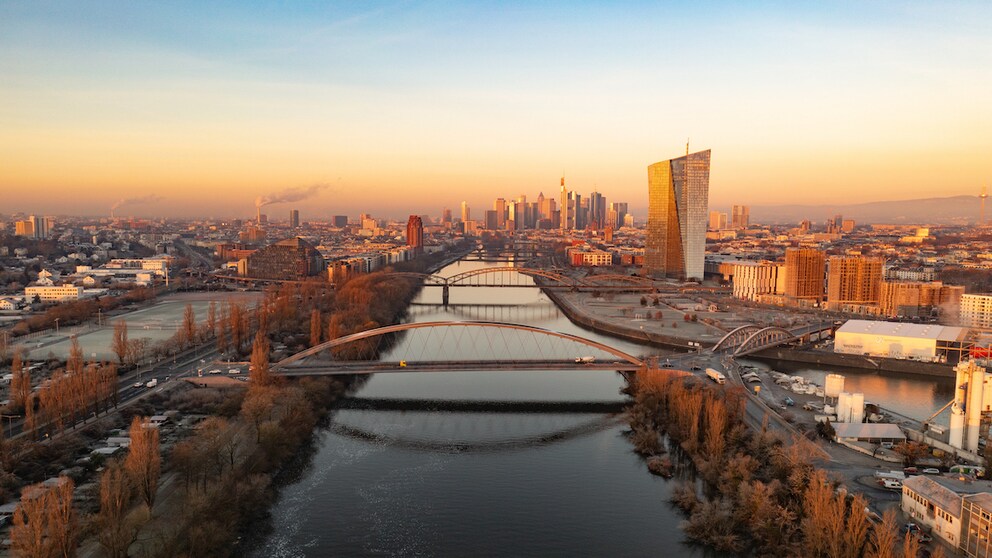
(1, 2, 989, 219)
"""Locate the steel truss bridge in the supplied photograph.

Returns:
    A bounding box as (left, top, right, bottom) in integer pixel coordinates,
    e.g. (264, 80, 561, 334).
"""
(272, 320, 646, 376)
(711, 322, 835, 356)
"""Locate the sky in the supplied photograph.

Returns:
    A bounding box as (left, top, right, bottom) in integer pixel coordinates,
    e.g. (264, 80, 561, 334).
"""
(1, 1, 990, 220)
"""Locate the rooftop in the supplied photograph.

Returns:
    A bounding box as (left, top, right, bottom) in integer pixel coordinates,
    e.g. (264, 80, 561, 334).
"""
(837, 319, 968, 342)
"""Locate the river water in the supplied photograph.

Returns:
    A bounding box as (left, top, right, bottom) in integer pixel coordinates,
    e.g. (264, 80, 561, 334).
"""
(250, 258, 951, 556)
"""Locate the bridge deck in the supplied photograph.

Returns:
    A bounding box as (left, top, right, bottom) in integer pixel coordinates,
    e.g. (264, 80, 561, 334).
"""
(275, 359, 644, 376)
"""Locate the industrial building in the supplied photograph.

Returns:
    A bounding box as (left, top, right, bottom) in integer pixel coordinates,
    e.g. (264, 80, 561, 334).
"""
(834, 320, 970, 363)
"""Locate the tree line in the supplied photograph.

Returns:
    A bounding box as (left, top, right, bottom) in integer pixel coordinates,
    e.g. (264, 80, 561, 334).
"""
(627, 371, 934, 557)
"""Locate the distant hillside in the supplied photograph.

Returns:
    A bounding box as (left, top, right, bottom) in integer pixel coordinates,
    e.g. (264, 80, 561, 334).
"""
(746, 195, 980, 226)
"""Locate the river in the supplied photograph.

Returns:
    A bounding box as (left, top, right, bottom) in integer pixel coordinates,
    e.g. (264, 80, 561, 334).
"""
(250, 257, 951, 556)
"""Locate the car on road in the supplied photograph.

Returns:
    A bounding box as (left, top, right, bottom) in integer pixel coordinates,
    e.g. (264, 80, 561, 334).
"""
(917, 533, 932, 544)
(132, 382, 143, 388)
(783, 397, 795, 407)
(208, 369, 221, 375)
(689, 366, 702, 371)
(228, 369, 241, 375)
(922, 468, 940, 475)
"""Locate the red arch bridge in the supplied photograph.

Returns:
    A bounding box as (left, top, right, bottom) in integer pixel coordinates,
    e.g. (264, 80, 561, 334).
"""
(271, 321, 647, 376)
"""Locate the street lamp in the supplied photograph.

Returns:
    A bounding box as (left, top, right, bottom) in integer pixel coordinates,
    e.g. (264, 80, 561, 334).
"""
(54, 318, 59, 334)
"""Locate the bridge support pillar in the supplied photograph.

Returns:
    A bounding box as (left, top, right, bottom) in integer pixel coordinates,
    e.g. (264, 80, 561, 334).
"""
(442, 285, 450, 307)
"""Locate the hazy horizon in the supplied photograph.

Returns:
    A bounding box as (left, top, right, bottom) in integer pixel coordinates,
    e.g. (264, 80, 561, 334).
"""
(2, 2, 989, 218)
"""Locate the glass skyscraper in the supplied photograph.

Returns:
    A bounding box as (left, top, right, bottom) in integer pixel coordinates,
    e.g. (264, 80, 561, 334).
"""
(645, 149, 710, 280)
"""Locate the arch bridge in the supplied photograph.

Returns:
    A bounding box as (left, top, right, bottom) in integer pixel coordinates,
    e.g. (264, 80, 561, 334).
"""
(272, 320, 646, 376)
(713, 322, 835, 356)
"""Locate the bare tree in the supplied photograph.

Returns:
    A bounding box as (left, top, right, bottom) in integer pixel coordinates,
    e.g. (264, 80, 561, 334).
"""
(182, 304, 197, 348)
(10, 351, 31, 411)
(125, 416, 161, 508)
(11, 477, 77, 558)
(112, 320, 128, 365)
(309, 309, 322, 348)
(868, 508, 899, 558)
(250, 332, 272, 387)
(96, 460, 146, 558)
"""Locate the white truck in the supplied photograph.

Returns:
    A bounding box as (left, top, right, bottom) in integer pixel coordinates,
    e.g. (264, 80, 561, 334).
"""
(145, 379, 158, 388)
(705, 368, 726, 385)
(575, 356, 596, 364)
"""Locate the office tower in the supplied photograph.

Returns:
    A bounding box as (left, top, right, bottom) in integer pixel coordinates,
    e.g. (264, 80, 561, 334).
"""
(709, 211, 728, 230)
(461, 201, 470, 223)
(559, 178, 569, 230)
(485, 210, 498, 230)
(332, 215, 348, 228)
(289, 209, 300, 228)
(406, 215, 424, 254)
(589, 191, 604, 227)
(537, 192, 547, 219)
(441, 208, 452, 224)
(494, 198, 507, 229)
(841, 219, 856, 233)
(606, 208, 618, 230)
(259, 214, 268, 225)
(784, 248, 826, 301)
(645, 149, 711, 280)
(575, 194, 585, 229)
(826, 256, 884, 310)
(731, 205, 749, 229)
(610, 202, 628, 229)
(15, 219, 34, 237)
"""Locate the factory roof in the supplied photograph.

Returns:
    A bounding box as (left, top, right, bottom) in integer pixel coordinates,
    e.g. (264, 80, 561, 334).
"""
(832, 422, 905, 440)
(837, 320, 968, 343)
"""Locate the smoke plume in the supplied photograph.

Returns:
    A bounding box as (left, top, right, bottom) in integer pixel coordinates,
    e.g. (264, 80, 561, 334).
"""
(111, 195, 163, 212)
(255, 183, 329, 208)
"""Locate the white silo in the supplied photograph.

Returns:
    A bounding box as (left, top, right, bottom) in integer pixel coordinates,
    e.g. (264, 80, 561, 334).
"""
(850, 393, 865, 424)
(837, 392, 852, 423)
(824, 374, 845, 400)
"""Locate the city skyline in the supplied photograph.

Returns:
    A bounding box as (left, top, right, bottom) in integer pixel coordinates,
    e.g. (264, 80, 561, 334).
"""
(2, 2, 990, 217)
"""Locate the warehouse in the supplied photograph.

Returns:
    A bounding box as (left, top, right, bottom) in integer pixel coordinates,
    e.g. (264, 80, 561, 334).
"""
(833, 320, 970, 363)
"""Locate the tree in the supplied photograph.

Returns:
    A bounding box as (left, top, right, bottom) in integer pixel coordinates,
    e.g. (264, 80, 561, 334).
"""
(112, 320, 128, 365)
(11, 477, 78, 558)
(309, 309, 322, 348)
(250, 332, 273, 387)
(867, 508, 899, 558)
(96, 460, 146, 558)
(893, 441, 930, 467)
(10, 351, 31, 411)
(125, 416, 161, 508)
(182, 304, 197, 348)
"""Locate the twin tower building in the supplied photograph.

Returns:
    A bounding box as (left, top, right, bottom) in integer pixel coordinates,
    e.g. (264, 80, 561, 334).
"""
(645, 149, 711, 281)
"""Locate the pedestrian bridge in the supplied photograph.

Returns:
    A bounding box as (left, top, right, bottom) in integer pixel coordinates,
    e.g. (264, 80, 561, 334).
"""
(271, 321, 646, 376)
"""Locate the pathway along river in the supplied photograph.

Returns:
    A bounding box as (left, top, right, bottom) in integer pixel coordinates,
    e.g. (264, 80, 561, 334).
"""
(250, 258, 952, 557)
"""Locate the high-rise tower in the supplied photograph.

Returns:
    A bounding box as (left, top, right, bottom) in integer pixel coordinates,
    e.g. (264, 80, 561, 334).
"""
(461, 201, 470, 223)
(981, 185, 988, 225)
(645, 149, 711, 280)
(559, 177, 569, 230)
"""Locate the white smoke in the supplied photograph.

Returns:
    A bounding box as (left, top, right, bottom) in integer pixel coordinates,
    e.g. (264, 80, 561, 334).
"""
(255, 183, 329, 208)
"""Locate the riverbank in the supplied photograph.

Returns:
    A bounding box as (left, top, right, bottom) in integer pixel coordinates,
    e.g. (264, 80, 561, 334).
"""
(751, 347, 955, 378)
(544, 285, 957, 379)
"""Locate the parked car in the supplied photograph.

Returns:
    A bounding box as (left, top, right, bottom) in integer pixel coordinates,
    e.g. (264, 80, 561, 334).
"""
(783, 397, 795, 407)
(922, 468, 940, 475)
(917, 533, 933, 544)
(901, 523, 921, 533)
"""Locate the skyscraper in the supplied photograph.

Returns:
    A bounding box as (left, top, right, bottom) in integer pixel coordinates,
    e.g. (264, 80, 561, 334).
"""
(645, 149, 711, 280)
(559, 178, 569, 230)
(289, 209, 299, 228)
(494, 198, 507, 229)
(731, 205, 749, 229)
(461, 201, 470, 223)
(441, 208, 452, 224)
(406, 215, 424, 255)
